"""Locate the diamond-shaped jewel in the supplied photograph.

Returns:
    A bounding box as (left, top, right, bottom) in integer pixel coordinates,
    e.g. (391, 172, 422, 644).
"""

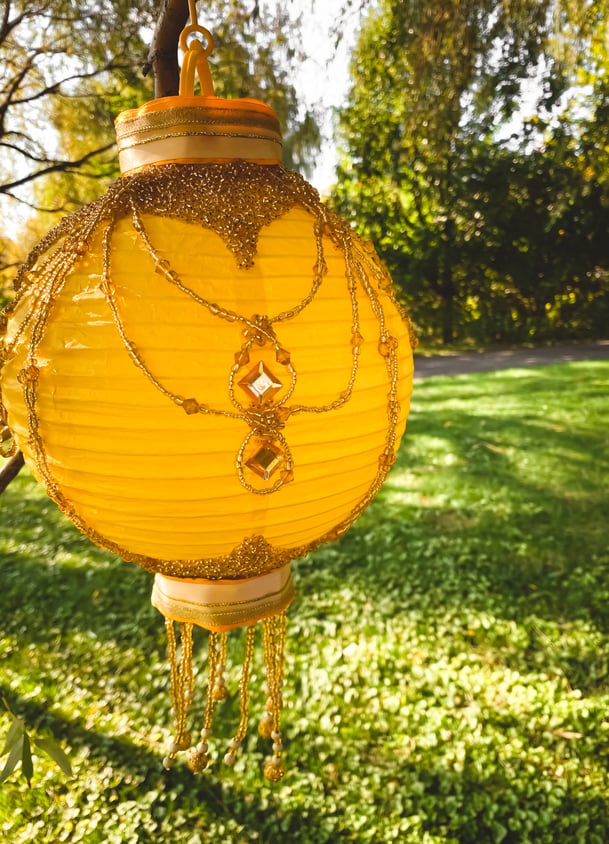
(245, 441, 285, 481)
(239, 361, 283, 404)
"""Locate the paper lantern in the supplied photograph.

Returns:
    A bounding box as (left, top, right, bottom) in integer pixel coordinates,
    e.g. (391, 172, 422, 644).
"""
(0, 19, 415, 780)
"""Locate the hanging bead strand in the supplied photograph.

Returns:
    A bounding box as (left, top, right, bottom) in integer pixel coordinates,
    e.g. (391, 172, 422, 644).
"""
(261, 611, 287, 782)
(189, 630, 222, 772)
(163, 620, 194, 769)
(223, 625, 256, 767)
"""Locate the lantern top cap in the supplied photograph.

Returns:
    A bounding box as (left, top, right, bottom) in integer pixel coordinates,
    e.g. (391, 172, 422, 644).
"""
(115, 94, 283, 175)
(116, 12, 283, 174)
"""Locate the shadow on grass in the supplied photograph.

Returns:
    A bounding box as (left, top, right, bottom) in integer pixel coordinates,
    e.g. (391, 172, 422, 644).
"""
(4, 678, 609, 844)
(331, 365, 609, 623)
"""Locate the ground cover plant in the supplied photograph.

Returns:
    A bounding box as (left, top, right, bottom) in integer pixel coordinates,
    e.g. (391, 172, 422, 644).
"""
(0, 359, 608, 843)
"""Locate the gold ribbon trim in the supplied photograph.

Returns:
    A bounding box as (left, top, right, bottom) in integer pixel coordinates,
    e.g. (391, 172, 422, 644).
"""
(151, 564, 294, 632)
(115, 98, 283, 173)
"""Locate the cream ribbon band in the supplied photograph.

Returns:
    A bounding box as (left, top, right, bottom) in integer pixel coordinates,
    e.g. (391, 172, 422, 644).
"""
(118, 133, 282, 174)
(151, 564, 294, 632)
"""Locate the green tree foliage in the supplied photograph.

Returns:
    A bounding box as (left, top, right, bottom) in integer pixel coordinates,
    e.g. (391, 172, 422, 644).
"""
(1, 697, 72, 788)
(0, 0, 155, 274)
(0, 0, 154, 205)
(332, 0, 609, 345)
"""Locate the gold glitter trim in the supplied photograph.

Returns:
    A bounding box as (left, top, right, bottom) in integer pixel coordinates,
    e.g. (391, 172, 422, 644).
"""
(116, 108, 281, 146)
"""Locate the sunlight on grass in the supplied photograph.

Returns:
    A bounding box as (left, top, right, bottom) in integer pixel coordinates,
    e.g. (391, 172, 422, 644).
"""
(1, 360, 608, 842)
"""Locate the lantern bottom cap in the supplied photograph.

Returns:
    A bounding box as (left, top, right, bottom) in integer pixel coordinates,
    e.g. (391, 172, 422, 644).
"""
(151, 563, 294, 632)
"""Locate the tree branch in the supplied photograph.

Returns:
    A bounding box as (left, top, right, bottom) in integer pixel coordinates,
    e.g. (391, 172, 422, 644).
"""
(145, 0, 190, 98)
(0, 141, 116, 193)
(0, 451, 24, 493)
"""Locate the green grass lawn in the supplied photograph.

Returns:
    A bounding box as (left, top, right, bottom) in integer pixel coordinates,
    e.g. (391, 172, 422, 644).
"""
(1, 360, 609, 843)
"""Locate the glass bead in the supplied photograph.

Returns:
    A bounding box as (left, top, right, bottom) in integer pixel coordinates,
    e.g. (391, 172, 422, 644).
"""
(212, 681, 228, 701)
(99, 280, 115, 297)
(174, 732, 192, 751)
(263, 759, 285, 782)
(379, 335, 399, 357)
(275, 347, 291, 366)
(0, 427, 16, 458)
(181, 398, 200, 415)
(280, 467, 294, 484)
(234, 348, 250, 367)
(17, 363, 39, 384)
(378, 450, 396, 469)
(154, 258, 170, 274)
(351, 331, 364, 348)
(188, 749, 210, 773)
(258, 714, 273, 739)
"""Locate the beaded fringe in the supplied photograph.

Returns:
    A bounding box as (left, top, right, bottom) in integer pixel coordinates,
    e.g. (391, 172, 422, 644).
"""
(161, 611, 287, 782)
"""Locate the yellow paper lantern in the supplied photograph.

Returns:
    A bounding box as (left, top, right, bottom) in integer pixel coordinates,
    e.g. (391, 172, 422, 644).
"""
(0, 20, 415, 780)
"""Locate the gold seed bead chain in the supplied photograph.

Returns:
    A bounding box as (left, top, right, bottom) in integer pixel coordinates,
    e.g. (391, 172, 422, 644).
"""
(99, 196, 379, 494)
(188, 630, 222, 773)
(223, 625, 256, 768)
(260, 611, 287, 782)
(163, 620, 194, 769)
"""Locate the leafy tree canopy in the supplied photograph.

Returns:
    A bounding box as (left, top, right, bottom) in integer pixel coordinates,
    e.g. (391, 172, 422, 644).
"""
(333, 0, 609, 345)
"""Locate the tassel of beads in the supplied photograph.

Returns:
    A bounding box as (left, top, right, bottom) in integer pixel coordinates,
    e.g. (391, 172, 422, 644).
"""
(161, 613, 287, 780)
(162, 620, 194, 769)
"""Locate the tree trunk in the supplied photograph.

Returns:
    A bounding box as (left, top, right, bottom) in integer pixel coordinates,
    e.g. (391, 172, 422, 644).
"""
(440, 217, 455, 345)
(146, 0, 191, 98)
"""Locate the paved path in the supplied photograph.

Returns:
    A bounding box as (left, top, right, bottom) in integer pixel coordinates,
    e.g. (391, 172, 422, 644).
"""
(413, 340, 609, 379)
